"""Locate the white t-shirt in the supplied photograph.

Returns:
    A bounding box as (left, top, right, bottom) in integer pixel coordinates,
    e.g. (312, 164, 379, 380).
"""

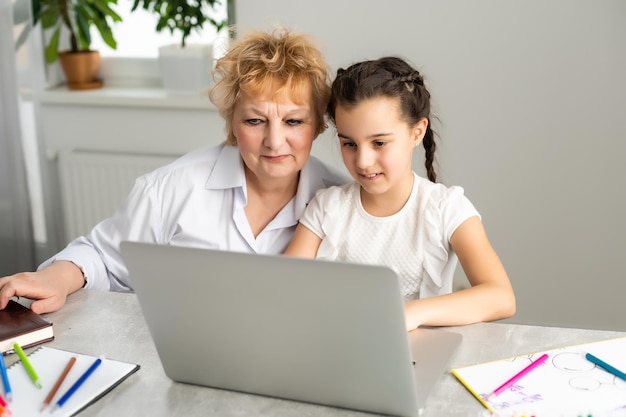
(299, 172, 480, 300)
(41, 143, 349, 291)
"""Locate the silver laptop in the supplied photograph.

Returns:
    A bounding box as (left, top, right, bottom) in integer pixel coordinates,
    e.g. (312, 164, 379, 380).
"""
(121, 241, 462, 417)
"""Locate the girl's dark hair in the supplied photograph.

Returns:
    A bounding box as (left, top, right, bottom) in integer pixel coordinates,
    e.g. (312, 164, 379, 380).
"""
(327, 56, 437, 182)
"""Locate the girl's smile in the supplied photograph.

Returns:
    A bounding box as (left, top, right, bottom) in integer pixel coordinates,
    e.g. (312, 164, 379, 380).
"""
(334, 96, 426, 215)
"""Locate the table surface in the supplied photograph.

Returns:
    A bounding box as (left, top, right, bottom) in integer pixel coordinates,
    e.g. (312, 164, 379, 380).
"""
(11, 290, 625, 417)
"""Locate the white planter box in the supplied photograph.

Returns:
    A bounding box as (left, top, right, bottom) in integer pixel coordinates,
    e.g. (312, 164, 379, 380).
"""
(158, 44, 213, 94)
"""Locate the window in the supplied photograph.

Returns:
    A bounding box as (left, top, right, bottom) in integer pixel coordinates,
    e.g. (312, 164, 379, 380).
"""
(89, 1, 229, 87)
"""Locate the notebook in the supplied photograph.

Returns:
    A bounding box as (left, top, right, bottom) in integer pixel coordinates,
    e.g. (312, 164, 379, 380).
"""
(6, 346, 139, 416)
(451, 336, 626, 416)
(0, 299, 54, 354)
(121, 241, 462, 417)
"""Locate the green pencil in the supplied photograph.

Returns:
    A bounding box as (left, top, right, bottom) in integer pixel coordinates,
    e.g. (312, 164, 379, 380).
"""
(13, 342, 42, 389)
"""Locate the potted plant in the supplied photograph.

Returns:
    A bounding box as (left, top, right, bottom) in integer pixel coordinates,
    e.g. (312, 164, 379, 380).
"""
(130, 0, 231, 93)
(34, 0, 122, 89)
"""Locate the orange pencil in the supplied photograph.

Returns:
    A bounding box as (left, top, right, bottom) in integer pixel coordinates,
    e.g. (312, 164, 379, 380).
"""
(0, 401, 8, 417)
(0, 392, 9, 416)
(40, 356, 77, 412)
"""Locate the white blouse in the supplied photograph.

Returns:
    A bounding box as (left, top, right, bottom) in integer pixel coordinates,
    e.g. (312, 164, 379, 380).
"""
(299, 173, 480, 300)
(41, 143, 348, 291)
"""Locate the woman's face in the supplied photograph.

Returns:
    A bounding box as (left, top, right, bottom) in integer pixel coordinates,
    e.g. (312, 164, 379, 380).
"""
(232, 87, 317, 186)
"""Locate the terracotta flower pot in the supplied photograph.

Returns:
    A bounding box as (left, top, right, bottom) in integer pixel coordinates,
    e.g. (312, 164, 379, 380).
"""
(58, 50, 104, 90)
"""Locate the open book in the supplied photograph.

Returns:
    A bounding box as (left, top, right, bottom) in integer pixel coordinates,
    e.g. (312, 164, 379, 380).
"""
(7, 346, 139, 416)
(452, 336, 626, 416)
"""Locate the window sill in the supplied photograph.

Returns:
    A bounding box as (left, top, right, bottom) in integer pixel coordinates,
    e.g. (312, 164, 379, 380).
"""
(26, 85, 217, 111)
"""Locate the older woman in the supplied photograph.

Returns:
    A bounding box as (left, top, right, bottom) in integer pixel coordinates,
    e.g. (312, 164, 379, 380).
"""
(0, 27, 348, 313)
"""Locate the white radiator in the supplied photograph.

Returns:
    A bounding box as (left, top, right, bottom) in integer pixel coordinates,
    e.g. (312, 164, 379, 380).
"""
(57, 149, 178, 242)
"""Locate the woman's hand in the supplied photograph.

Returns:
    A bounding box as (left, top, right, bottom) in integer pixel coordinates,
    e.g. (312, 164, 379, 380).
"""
(0, 261, 86, 314)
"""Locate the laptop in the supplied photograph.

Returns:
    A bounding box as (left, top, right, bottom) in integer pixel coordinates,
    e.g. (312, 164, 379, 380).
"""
(121, 241, 462, 417)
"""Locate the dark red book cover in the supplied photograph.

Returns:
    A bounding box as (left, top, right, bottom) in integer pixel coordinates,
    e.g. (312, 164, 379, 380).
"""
(0, 300, 54, 354)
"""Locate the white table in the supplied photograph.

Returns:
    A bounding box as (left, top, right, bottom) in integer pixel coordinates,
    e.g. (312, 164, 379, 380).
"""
(13, 290, 625, 416)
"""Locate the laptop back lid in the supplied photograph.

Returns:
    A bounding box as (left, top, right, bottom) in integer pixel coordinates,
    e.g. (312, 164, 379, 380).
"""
(121, 241, 455, 416)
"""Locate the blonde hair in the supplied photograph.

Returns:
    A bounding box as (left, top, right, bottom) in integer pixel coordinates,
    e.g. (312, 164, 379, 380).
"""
(209, 27, 331, 145)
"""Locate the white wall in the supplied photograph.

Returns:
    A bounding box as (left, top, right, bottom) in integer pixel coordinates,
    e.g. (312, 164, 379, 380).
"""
(236, 0, 626, 330)
(33, 1, 625, 331)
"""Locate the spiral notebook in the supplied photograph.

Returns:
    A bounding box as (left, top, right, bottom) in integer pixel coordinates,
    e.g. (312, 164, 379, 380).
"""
(5, 346, 139, 416)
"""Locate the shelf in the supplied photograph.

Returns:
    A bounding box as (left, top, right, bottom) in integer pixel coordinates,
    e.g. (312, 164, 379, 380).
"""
(26, 85, 217, 111)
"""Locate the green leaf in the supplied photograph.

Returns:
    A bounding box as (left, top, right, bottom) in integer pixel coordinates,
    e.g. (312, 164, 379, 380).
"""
(33, 0, 122, 60)
(130, 0, 226, 47)
(31, 0, 43, 25)
(75, 5, 92, 48)
(40, 7, 60, 28)
(92, 0, 123, 21)
(45, 27, 61, 63)
(93, 18, 117, 49)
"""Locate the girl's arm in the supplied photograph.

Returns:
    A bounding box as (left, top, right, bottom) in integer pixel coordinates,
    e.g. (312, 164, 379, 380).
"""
(404, 216, 516, 329)
(284, 223, 323, 258)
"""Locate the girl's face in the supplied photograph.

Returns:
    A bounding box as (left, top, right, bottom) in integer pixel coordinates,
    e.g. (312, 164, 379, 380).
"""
(232, 86, 317, 187)
(335, 97, 427, 206)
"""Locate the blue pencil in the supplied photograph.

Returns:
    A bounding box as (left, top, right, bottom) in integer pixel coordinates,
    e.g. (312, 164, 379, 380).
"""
(54, 357, 103, 410)
(0, 355, 11, 401)
(585, 352, 626, 381)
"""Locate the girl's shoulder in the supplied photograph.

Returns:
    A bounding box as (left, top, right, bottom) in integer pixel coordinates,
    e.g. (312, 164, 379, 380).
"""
(412, 174, 480, 238)
(313, 181, 359, 200)
(414, 174, 470, 207)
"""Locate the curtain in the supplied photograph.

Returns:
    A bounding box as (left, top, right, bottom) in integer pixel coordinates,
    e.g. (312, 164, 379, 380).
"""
(0, 0, 35, 274)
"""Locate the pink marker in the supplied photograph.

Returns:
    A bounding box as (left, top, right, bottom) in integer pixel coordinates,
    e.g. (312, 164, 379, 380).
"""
(486, 353, 549, 400)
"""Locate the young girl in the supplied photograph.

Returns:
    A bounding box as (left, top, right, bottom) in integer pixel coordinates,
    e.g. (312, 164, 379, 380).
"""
(285, 56, 515, 329)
